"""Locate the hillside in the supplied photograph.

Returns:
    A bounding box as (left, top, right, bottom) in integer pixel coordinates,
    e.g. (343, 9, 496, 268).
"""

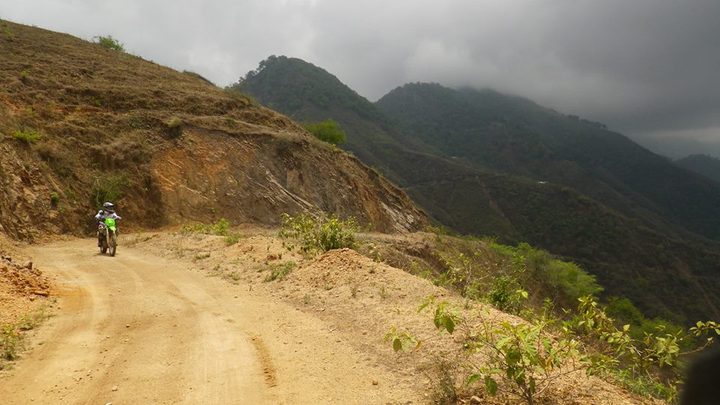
(236, 56, 720, 323)
(676, 154, 720, 183)
(377, 83, 720, 241)
(232, 55, 437, 178)
(0, 21, 426, 241)
(0, 24, 712, 404)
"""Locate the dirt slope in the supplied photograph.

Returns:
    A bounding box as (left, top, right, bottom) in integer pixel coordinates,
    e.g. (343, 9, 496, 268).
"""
(0, 239, 419, 404)
(0, 20, 426, 240)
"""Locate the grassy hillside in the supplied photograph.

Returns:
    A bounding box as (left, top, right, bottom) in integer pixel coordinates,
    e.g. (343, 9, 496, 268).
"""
(0, 22, 426, 239)
(237, 56, 720, 322)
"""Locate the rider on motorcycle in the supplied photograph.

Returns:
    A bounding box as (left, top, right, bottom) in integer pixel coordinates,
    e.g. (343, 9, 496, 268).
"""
(95, 202, 121, 247)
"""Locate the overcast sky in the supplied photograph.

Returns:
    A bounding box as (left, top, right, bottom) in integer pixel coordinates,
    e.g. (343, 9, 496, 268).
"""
(3, 0, 719, 158)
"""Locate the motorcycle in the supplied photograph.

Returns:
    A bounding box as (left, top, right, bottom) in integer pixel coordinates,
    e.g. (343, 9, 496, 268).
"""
(98, 217, 118, 256)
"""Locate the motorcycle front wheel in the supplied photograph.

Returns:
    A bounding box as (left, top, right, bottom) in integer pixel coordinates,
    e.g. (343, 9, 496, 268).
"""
(109, 232, 117, 257)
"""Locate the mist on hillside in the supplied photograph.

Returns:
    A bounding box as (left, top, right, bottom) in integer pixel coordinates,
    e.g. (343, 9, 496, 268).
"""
(2, 0, 719, 158)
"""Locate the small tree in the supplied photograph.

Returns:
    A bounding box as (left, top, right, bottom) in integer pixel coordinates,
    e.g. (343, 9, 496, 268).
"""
(94, 35, 125, 52)
(303, 119, 346, 145)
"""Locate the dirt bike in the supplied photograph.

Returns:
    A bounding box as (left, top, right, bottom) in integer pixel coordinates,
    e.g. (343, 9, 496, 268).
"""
(98, 217, 118, 257)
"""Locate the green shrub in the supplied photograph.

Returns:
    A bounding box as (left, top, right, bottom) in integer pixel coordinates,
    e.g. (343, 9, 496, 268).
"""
(12, 129, 42, 144)
(224, 232, 242, 246)
(490, 242, 602, 304)
(487, 275, 528, 314)
(605, 296, 644, 326)
(17, 309, 48, 331)
(210, 218, 229, 235)
(50, 192, 60, 208)
(570, 295, 720, 402)
(165, 117, 183, 138)
(302, 119, 346, 145)
(264, 261, 296, 282)
(384, 326, 420, 352)
(410, 298, 582, 405)
(466, 319, 582, 405)
(279, 213, 357, 253)
(182, 218, 231, 236)
(1, 324, 20, 361)
(94, 35, 124, 52)
(542, 259, 602, 302)
(3, 23, 14, 41)
(91, 174, 129, 207)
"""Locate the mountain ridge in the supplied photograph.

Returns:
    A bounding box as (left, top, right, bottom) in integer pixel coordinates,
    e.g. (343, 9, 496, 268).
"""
(237, 55, 720, 322)
(676, 154, 720, 183)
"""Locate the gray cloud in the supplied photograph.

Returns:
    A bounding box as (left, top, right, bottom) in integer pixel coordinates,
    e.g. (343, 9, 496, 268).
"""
(3, 0, 719, 156)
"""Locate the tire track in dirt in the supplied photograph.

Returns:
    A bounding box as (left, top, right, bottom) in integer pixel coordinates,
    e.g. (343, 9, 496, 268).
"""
(0, 238, 421, 404)
(250, 334, 278, 388)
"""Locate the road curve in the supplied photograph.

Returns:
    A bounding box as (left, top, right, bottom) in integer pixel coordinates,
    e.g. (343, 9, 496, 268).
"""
(1, 239, 412, 404)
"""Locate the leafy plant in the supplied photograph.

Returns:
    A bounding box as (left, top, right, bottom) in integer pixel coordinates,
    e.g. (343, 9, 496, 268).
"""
(465, 319, 583, 405)
(1, 324, 20, 361)
(438, 251, 484, 299)
(94, 35, 124, 52)
(224, 232, 242, 246)
(487, 275, 528, 314)
(569, 295, 720, 401)
(302, 119, 346, 145)
(279, 213, 357, 253)
(385, 326, 420, 352)
(12, 129, 42, 144)
(210, 218, 229, 235)
(412, 298, 583, 405)
(182, 218, 231, 236)
(264, 261, 296, 282)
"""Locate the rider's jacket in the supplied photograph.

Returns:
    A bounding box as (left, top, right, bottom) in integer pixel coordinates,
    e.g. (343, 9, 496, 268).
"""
(95, 210, 122, 223)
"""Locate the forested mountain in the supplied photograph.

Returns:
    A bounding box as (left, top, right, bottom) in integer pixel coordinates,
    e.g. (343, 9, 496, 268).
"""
(235, 56, 720, 323)
(676, 154, 720, 183)
(377, 83, 720, 241)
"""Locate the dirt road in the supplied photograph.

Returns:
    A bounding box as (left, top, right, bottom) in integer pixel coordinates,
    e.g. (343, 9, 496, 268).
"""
(0, 239, 418, 404)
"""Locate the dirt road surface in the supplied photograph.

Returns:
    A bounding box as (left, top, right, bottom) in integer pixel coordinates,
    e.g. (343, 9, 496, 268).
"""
(0, 239, 419, 404)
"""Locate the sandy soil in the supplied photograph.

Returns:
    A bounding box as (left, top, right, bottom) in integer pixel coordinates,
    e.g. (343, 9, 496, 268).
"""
(0, 238, 419, 404)
(130, 230, 656, 405)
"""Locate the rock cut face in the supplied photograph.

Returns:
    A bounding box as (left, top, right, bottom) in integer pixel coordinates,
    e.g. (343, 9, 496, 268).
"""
(0, 21, 426, 238)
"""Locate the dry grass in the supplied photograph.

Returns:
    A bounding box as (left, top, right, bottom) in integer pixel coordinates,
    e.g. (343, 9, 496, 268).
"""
(0, 20, 310, 236)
